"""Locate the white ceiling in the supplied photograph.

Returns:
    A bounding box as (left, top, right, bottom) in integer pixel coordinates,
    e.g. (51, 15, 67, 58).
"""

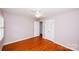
(1, 8, 78, 18)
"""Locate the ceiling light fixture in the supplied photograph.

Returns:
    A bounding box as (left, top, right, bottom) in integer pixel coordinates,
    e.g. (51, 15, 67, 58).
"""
(35, 10, 42, 18)
(31, 8, 44, 19)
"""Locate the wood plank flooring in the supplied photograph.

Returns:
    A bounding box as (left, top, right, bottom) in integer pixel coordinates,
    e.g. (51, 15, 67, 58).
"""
(2, 36, 72, 51)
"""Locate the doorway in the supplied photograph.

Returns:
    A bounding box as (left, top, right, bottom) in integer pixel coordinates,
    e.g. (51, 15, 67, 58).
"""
(40, 21, 43, 37)
(34, 21, 43, 37)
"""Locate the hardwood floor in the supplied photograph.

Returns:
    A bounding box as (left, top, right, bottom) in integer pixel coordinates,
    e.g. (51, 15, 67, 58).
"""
(2, 36, 72, 51)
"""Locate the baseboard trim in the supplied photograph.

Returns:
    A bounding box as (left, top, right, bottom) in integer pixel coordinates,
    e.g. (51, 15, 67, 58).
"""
(3, 36, 39, 46)
(3, 36, 76, 51)
(43, 36, 76, 51)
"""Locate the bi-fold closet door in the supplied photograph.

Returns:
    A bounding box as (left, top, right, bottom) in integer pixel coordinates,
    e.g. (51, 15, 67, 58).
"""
(43, 19, 55, 41)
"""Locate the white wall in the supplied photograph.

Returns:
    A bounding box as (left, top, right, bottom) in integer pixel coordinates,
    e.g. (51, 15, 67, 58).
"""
(43, 10, 79, 50)
(55, 10, 79, 50)
(3, 12, 35, 45)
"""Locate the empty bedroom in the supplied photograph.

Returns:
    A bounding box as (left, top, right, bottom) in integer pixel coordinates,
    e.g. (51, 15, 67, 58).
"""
(0, 8, 79, 51)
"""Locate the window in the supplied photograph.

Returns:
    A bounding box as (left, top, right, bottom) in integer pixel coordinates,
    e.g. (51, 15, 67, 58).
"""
(0, 16, 4, 40)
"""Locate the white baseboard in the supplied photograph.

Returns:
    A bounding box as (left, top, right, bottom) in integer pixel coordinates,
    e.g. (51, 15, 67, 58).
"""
(3, 36, 34, 45)
(3, 36, 77, 51)
(43, 36, 76, 51)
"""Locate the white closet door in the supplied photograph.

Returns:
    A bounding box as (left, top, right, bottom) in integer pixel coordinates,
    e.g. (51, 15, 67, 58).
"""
(44, 20, 55, 41)
(34, 21, 40, 37)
